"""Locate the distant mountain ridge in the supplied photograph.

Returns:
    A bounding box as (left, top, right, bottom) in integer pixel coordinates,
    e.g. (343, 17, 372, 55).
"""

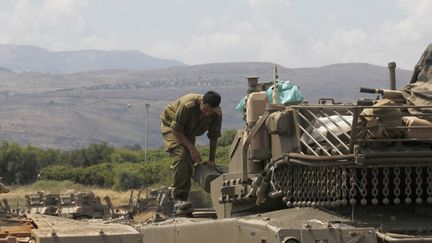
(0, 61, 414, 150)
(0, 44, 185, 73)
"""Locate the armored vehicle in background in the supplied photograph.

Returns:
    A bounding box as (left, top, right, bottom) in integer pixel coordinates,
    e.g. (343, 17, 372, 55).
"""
(60, 192, 107, 219)
(139, 43, 432, 243)
(25, 191, 108, 219)
(25, 192, 60, 215)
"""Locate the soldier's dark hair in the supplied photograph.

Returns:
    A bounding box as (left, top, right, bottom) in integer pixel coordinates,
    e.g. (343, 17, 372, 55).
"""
(203, 91, 221, 108)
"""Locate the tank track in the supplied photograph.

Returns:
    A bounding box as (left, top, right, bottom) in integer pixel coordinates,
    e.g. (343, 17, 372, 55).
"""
(272, 164, 432, 208)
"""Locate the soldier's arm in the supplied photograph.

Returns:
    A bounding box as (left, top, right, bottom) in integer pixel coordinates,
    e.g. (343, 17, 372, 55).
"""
(208, 137, 218, 167)
(207, 111, 222, 167)
(172, 129, 202, 162)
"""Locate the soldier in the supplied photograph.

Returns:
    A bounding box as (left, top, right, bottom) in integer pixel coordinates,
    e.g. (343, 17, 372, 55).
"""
(160, 91, 222, 212)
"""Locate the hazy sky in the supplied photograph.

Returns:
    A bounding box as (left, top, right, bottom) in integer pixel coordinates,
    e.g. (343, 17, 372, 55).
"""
(0, 0, 431, 69)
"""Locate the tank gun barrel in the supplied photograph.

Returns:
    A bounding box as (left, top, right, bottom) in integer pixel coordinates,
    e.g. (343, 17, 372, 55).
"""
(360, 87, 384, 94)
(360, 87, 405, 103)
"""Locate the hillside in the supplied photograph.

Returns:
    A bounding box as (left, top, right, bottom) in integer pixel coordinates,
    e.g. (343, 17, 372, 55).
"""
(0, 62, 413, 149)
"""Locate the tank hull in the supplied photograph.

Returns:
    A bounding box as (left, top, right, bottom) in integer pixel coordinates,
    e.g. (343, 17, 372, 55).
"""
(0, 214, 142, 243)
(138, 207, 379, 243)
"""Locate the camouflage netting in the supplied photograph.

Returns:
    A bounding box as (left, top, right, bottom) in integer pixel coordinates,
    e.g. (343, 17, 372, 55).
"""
(402, 43, 432, 115)
(409, 43, 432, 83)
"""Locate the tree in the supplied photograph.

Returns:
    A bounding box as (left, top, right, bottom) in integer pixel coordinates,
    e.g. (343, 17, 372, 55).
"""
(65, 143, 114, 167)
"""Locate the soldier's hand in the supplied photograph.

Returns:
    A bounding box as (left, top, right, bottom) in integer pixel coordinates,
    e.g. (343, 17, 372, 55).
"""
(206, 160, 215, 168)
(189, 147, 202, 163)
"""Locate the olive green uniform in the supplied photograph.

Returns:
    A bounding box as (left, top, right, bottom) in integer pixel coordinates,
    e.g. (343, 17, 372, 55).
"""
(160, 94, 222, 200)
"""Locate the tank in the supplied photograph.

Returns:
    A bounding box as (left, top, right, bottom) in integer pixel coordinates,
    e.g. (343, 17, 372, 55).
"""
(60, 192, 108, 219)
(138, 43, 432, 243)
(24, 191, 108, 220)
(25, 192, 60, 216)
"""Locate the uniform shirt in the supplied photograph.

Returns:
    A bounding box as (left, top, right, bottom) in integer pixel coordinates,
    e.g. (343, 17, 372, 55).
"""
(160, 94, 222, 150)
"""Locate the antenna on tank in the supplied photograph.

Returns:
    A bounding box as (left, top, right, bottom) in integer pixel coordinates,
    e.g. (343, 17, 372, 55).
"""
(272, 64, 279, 104)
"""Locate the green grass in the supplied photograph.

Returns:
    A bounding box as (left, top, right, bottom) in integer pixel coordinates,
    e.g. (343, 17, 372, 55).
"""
(20, 180, 88, 191)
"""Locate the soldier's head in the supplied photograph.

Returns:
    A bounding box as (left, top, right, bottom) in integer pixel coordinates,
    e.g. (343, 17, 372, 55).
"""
(200, 91, 221, 117)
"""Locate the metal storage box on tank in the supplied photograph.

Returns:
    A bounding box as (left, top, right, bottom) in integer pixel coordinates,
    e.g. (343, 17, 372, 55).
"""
(246, 91, 270, 160)
(403, 116, 432, 139)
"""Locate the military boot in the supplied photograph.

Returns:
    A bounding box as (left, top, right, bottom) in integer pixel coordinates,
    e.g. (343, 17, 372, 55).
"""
(174, 200, 192, 211)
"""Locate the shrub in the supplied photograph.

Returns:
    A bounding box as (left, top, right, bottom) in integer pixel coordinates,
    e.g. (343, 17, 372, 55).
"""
(218, 129, 237, 147)
(40, 165, 75, 181)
